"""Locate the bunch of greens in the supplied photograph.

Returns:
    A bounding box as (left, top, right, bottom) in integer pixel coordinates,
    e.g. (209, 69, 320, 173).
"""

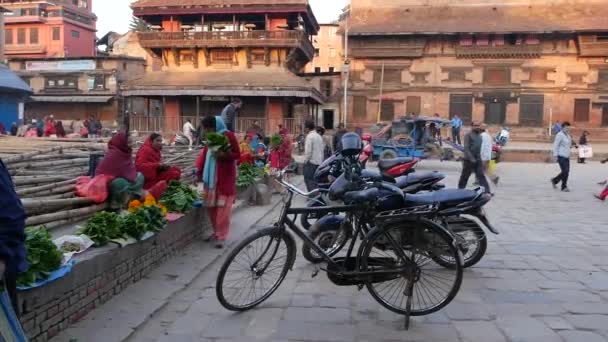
(79, 211, 123, 246)
(17, 226, 63, 287)
(206, 132, 231, 152)
(270, 134, 283, 148)
(160, 180, 199, 213)
(237, 163, 265, 190)
(119, 205, 166, 240)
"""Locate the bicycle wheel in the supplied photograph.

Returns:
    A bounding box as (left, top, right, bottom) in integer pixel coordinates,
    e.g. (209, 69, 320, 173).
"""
(360, 220, 463, 316)
(433, 217, 487, 269)
(216, 227, 296, 311)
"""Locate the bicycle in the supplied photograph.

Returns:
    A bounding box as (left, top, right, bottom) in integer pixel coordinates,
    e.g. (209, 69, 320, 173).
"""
(215, 171, 464, 329)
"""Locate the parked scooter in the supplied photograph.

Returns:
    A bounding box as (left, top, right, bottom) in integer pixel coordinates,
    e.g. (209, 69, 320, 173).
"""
(301, 133, 498, 269)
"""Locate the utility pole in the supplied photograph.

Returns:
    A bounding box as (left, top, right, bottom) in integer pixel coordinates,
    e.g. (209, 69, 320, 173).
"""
(377, 62, 385, 123)
(342, 9, 350, 128)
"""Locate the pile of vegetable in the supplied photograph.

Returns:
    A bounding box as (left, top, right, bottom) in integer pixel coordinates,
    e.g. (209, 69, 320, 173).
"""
(80, 195, 168, 245)
(206, 132, 231, 152)
(79, 211, 123, 246)
(237, 163, 265, 190)
(160, 180, 199, 213)
(270, 134, 283, 148)
(17, 226, 63, 287)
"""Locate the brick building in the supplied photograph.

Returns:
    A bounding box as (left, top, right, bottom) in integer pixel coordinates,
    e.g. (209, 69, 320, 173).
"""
(344, 0, 608, 132)
(124, 0, 323, 134)
(0, 0, 97, 59)
(8, 56, 145, 125)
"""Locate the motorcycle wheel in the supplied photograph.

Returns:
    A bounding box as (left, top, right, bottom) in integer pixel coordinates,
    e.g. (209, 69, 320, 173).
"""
(431, 217, 487, 269)
(302, 226, 351, 264)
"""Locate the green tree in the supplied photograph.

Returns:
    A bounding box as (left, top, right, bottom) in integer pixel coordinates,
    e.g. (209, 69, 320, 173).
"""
(129, 16, 150, 32)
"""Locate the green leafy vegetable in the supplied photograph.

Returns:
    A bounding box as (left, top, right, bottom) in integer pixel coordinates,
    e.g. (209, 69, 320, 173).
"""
(237, 163, 265, 190)
(17, 226, 63, 287)
(79, 211, 123, 246)
(270, 134, 283, 148)
(160, 180, 199, 213)
(206, 132, 231, 152)
(118, 205, 166, 240)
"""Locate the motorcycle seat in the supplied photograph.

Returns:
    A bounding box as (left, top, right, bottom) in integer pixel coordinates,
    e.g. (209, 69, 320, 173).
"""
(396, 171, 442, 187)
(344, 188, 380, 205)
(378, 157, 415, 171)
(404, 189, 478, 206)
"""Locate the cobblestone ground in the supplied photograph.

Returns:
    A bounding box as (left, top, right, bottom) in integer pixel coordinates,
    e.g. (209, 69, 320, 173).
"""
(130, 161, 608, 342)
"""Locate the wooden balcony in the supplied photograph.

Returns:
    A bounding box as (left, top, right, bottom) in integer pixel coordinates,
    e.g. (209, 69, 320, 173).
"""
(455, 45, 542, 59)
(4, 15, 47, 23)
(138, 30, 315, 60)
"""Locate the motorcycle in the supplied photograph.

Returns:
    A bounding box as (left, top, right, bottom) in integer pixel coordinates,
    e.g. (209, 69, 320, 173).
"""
(301, 133, 498, 269)
(300, 154, 444, 229)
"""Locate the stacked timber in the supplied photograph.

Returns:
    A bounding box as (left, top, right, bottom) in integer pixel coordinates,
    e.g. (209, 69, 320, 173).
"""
(1, 139, 108, 229)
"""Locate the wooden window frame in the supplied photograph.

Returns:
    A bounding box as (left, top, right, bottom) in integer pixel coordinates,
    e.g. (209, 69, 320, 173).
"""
(45, 76, 79, 90)
(373, 68, 403, 85)
(52, 27, 61, 41)
(320, 79, 332, 97)
(598, 69, 608, 86)
(17, 28, 26, 45)
(5, 29, 13, 45)
(484, 67, 511, 85)
(30, 27, 39, 44)
(210, 49, 234, 64)
(353, 96, 367, 120)
(447, 70, 466, 82)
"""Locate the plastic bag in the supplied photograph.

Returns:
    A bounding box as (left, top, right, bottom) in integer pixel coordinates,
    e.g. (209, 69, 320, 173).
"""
(75, 175, 115, 203)
(53, 235, 95, 264)
(0, 282, 27, 342)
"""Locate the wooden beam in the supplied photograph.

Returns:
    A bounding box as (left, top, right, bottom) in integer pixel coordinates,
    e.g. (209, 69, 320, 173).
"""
(172, 48, 180, 66)
(192, 47, 199, 68)
(196, 96, 200, 126)
(264, 47, 270, 66)
(265, 13, 269, 30)
(246, 47, 252, 68)
(203, 48, 211, 66)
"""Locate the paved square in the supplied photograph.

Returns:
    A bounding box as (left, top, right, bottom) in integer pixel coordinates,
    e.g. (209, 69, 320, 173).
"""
(130, 161, 608, 342)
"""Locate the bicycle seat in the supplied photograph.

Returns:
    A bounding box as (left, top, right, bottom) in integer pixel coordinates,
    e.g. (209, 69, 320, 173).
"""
(344, 188, 380, 205)
(378, 157, 415, 171)
(404, 189, 478, 207)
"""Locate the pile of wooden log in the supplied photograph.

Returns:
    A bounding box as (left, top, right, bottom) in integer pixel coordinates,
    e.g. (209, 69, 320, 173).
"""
(3, 144, 108, 229)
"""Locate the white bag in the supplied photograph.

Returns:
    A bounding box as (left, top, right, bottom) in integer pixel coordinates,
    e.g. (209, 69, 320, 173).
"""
(579, 146, 593, 159)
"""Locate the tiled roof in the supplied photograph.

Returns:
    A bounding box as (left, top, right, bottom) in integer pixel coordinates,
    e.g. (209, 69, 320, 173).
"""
(349, 2, 608, 35)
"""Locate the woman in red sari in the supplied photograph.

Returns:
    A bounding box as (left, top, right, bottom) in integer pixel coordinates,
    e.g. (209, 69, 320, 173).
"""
(135, 133, 182, 198)
(195, 116, 240, 248)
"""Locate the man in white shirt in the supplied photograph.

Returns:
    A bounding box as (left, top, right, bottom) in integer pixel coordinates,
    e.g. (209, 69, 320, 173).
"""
(183, 119, 195, 150)
(303, 120, 325, 191)
(480, 124, 499, 187)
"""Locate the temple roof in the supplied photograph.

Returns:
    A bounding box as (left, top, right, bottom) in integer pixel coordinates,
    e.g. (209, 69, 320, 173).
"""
(349, 1, 608, 35)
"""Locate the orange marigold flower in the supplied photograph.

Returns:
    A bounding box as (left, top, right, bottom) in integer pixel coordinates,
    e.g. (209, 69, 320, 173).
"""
(144, 194, 157, 206)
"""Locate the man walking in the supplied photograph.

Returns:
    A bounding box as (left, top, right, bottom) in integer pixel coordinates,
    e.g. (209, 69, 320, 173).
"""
(221, 98, 243, 132)
(451, 114, 463, 145)
(183, 119, 196, 150)
(458, 122, 491, 193)
(551, 121, 575, 192)
(303, 120, 324, 191)
(480, 124, 499, 186)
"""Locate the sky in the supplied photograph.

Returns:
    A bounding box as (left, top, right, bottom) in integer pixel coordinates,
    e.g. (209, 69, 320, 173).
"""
(94, 0, 349, 38)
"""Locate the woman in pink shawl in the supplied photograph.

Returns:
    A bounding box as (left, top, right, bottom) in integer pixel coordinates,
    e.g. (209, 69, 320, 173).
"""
(96, 132, 145, 208)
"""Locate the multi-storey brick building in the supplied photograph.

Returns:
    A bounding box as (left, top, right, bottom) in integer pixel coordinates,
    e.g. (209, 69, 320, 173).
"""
(344, 0, 608, 132)
(8, 56, 145, 125)
(0, 0, 97, 59)
(124, 0, 323, 134)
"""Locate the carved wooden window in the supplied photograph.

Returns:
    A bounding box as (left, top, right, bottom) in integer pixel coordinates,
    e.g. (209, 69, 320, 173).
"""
(179, 50, 194, 63)
(484, 67, 511, 85)
(5, 29, 12, 45)
(528, 69, 549, 82)
(411, 72, 429, 84)
(448, 70, 466, 81)
(373, 68, 402, 84)
(574, 99, 591, 122)
(353, 96, 367, 119)
(520, 95, 544, 126)
(320, 80, 332, 97)
(211, 49, 234, 64)
(568, 73, 585, 84)
(599, 70, 608, 86)
(380, 101, 395, 121)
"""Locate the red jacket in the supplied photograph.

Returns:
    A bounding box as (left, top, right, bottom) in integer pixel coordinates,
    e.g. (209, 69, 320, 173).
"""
(196, 131, 240, 197)
(136, 138, 162, 189)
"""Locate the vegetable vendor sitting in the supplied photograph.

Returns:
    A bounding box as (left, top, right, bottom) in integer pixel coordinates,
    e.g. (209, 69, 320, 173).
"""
(135, 133, 182, 199)
(195, 116, 240, 249)
(96, 132, 145, 208)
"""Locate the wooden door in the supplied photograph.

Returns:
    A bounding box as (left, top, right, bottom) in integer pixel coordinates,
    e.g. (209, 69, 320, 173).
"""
(574, 99, 590, 122)
(519, 95, 544, 127)
(406, 96, 421, 114)
(323, 110, 334, 129)
(380, 101, 395, 122)
(602, 105, 608, 127)
(485, 101, 506, 125)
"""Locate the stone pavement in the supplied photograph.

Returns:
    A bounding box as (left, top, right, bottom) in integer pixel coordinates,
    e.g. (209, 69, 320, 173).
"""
(57, 161, 608, 342)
